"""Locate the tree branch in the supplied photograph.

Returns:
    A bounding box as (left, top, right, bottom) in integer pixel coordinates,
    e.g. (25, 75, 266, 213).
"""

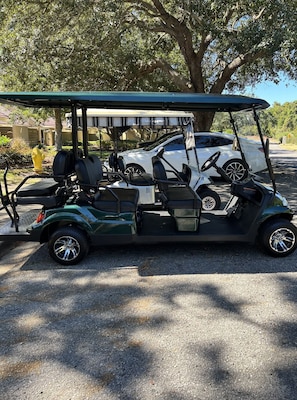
(124, 59, 192, 92)
(210, 49, 267, 94)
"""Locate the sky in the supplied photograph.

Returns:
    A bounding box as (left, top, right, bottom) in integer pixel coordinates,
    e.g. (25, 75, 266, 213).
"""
(244, 78, 297, 106)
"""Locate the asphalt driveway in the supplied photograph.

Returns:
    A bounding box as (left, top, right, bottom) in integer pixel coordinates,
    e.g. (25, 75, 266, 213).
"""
(0, 143, 297, 400)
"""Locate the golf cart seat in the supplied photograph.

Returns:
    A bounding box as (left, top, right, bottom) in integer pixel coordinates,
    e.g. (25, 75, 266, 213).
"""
(75, 154, 103, 192)
(75, 155, 139, 213)
(178, 164, 192, 184)
(15, 150, 76, 207)
(152, 156, 201, 231)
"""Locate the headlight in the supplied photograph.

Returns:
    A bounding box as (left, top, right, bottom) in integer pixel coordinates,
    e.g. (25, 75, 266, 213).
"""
(275, 191, 288, 207)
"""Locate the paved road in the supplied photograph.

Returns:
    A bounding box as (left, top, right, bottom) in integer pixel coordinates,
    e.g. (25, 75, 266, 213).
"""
(0, 145, 297, 400)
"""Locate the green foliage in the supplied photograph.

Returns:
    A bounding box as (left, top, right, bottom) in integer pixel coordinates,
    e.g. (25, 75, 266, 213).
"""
(9, 107, 52, 126)
(262, 101, 297, 140)
(0, 0, 296, 132)
(0, 135, 11, 146)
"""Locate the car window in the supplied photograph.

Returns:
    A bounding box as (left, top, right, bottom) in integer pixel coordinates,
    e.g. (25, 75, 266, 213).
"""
(144, 131, 182, 151)
(164, 137, 185, 151)
(211, 137, 233, 147)
(195, 135, 212, 148)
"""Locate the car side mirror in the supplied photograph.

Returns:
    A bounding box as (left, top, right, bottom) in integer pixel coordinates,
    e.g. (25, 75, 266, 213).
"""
(156, 147, 165, 158)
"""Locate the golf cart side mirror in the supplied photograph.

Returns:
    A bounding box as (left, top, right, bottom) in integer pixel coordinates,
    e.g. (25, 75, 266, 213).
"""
(156, 147, 165, 158)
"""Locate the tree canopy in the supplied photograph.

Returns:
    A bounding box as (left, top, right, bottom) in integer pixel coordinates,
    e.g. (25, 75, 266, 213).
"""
(0, 0, 296, 131)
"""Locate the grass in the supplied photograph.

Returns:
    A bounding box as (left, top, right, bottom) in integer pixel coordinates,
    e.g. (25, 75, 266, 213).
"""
(3, 168, 34, 186)
(281, 143, 297, 151)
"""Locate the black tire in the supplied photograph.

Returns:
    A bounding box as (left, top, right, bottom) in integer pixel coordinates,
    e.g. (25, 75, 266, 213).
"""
(125, 163, 145, 175)
(197, 187, 221, 211)
(259, 219, 297, 257)
(48, 226, 89, 265)
(222, 159, 248, 182)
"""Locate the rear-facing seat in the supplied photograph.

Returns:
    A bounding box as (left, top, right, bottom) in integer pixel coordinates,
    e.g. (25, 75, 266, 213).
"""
(75, 155, 139, 213)
(152, 156, 201, 231)
(15, 150, 75, 207)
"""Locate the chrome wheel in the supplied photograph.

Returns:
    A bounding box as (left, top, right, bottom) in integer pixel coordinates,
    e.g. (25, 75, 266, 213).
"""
(223, 159, 248, 181)
(48, 227, 89, 265)
(269, 227, 296, 254)
(125, 164, 145, 175)
(53, 235, 81, 262)
(260, 219, 297, 257)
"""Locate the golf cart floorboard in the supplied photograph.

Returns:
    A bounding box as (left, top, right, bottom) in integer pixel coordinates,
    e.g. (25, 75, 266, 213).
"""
(137, 210, 250, 243)
(0, 209, 40, 240)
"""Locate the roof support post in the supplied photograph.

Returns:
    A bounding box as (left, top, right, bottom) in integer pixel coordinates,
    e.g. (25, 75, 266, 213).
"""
(71, 104, 79, 159)
(228, 111, 248, 168)
(252, 107, 276, 192)
(82, 106, 88, 157)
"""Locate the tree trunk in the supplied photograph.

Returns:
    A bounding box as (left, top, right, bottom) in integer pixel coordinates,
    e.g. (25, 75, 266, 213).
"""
(54, 108, 63, 151)
(193, 111, 215, 132)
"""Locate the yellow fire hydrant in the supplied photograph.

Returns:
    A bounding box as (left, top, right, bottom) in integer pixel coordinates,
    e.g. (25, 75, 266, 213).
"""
(31, 143, 45, 173)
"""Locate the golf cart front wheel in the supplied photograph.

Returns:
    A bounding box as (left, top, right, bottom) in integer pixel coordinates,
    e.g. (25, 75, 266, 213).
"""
(197, 188, 221, 211)
(48, 226, 89, 265)
(259, 219, 297, 257)
(222, 159, 248, 181)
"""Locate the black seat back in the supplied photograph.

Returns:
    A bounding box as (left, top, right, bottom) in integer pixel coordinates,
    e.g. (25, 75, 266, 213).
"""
(181, 164, 192, 184)
(75, 155, 103, 191)
(52, 150, 75, 182)
(152, 156, 169, 191)
(16, 150, 76, 205)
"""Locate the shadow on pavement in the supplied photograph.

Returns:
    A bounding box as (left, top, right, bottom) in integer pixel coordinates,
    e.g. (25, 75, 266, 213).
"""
(20, 241, 297, 276)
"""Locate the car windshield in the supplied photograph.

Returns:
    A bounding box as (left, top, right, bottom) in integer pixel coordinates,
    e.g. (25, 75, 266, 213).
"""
(144, 130, 182, 151)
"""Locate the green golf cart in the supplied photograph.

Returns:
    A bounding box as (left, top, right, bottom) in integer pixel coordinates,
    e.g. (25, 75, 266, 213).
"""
(0, 91, 296, 265)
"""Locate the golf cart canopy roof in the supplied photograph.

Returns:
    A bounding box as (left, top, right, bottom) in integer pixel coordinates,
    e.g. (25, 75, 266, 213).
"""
(65, 109, 194, 128)
(0, 91, 270, 112)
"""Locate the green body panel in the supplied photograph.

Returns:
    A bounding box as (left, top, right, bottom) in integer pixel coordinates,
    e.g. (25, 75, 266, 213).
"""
(29, 204, 137, 238)
(258, 189, 293, 224)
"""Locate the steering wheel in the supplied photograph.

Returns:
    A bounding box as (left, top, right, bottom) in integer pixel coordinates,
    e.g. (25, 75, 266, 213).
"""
(201, 151, 221, 172)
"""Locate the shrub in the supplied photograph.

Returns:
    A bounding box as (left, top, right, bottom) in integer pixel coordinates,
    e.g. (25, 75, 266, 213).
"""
(0, 135, 11, 147)
(0, 138, 32, 167)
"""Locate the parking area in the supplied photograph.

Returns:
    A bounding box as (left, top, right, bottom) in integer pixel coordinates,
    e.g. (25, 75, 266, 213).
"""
(0, 144, 297, 400)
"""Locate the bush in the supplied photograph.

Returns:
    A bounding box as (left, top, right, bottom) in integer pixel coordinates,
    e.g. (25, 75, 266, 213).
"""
(0, 138, 32, 167)
(0, 135, 11, 147)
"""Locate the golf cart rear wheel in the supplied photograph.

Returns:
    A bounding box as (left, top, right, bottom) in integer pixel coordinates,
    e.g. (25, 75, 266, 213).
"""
(222, 159, 248, 181)
(197, 187, 221, 211)
(48, 226, 89, 265)
(125, 163, 145, 175)
(259, 219, 297, 257)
